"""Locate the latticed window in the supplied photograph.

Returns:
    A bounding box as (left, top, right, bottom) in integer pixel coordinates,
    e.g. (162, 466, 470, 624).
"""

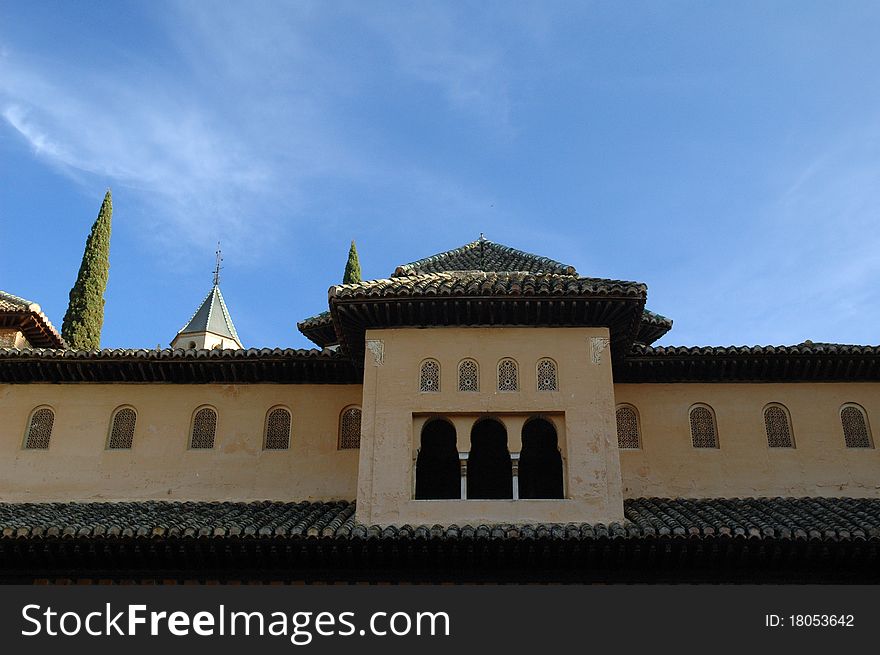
(24, 407, 54, 449)
(497, 358, 518, 391)
(616, 405, 641, 449)
(190, 407, 217, 449)
(264, 407, 291, 450)
(108, 407, 136, 449)
(764, 405, 793, 448)
(689, 405, 718, 448)
(339, 407, 362, 449)
(458, 359, 479, 392)
(536, 358, 558, 391)
(841, 404, 872, 448)
(419, 359, 440, 392)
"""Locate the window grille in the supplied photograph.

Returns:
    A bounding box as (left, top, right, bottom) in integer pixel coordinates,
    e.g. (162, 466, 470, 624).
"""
(841, 405, 872, 448)
(497, 358, 518, 391)
(419, 360, 440, 392)
(616, 405, 640, 449)
(264, 407, 291, 450)
(536, 358, 558, 391)
(339, 407, 362, 449)
(25, 407, 54, 449)
(190, 407, 217, 449)
(764, 405, 793, 448)
(689, 405, 718, 448)
(458, 359, 479, 392)
(108, 407, 136, 449)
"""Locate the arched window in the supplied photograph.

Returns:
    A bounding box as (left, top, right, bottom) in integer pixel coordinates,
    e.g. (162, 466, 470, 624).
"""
(419, 359, 440, 392)
(764, 404, 794, 448)
(841, 404, 873, 448)
(190, 406, 217, 449)
(536, 358, 558, 391)
(689, 404, 718, 448)
(339, 406, 362, 450)
(24, 406, 54, 449)
(519, 417, 564, 499)
(467, 418, 512, 499)
(415, 418, 460, 499)
(616, 404, 641, 449)
(108, 406, 136, 449)
(264, 407, 291, 450)
(497, 358, 518, 392)
(458, 359, 479, 392)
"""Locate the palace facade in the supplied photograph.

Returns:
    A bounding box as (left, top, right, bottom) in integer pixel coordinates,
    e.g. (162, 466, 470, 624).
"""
(1, 238, 878, 582)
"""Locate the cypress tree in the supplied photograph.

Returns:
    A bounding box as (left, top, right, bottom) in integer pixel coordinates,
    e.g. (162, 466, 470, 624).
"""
(61, 190, 112, 350)
(343, 239, 362, 284)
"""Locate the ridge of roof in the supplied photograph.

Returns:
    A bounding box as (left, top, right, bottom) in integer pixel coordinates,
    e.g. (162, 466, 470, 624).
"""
(392, 238, 578, 277)
(177, 285, 241, 344)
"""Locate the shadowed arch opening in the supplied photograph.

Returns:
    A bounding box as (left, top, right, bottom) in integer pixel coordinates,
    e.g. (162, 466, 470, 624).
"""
(519, 417, 564, 499)
(415, 418, 460, 499)
(467, 418, 512, 499)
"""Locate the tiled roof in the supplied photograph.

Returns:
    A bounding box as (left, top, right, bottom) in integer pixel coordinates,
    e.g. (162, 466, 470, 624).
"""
(296, 311, 338, 348)
(1, 497, 877, 542)
(176, 285, 241, 345)
(0, 290, 65, 348)
(0, 290, 38, 312)
(297, 311, 332, 329)
(619, 342, 880, 382)
(1, 498, 877, 582)
(393, 238, 578, 277)
(631, 343, 880, 356)
(0, 347, 361, 384)
(635, 309, 673, 345)
(331, 271, 645, 300)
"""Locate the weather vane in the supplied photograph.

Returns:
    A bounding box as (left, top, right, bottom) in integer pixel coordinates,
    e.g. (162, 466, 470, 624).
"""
(213, 242, 223, 287)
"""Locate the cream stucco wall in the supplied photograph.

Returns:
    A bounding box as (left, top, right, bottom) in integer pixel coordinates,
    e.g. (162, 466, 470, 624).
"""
(1, 351, 878, 514)
(170, 331, 240, 350)
(615, 382, 880, 498)
(0, 383, 362, 501)
(356, 327, 624, 526)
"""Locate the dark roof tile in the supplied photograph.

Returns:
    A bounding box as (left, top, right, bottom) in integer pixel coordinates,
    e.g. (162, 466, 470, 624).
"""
(393, 238, 577, 277)
(1, 497, 878, 543)
(332, 271, 646, 300)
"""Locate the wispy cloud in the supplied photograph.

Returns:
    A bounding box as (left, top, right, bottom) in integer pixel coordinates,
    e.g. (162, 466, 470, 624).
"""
(661, 125, 880, 346)
(0, 1, 530, 262)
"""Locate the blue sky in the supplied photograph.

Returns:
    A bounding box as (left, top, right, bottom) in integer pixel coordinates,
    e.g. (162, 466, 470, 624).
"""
(2, 1, 879, 349)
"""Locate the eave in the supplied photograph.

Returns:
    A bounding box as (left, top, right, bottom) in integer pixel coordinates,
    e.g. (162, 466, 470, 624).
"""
(617, 344, 880, 382)
(0, 348, 361, 384)
(329, 272, 648, 367)
(0, 311, 65, 349)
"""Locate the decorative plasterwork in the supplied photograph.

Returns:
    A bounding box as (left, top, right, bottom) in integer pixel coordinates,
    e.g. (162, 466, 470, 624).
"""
(590, 337, 610, 365)
(365, 339, 385, 367)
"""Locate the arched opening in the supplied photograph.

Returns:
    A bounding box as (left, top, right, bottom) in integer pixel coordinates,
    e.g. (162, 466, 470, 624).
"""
(415, 419, 460, 499)
(519, 417, 564, 499)
(467, 418, 512, 499)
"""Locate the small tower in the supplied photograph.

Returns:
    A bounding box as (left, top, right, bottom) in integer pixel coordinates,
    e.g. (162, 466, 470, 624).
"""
(171, 246, 243, 350)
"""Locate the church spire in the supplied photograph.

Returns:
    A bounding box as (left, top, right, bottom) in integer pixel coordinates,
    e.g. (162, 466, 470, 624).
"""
(171, 247, 243, 350)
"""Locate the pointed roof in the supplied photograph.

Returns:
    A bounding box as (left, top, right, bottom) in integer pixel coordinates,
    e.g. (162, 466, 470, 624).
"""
(392, 237, 577, 277)
(177, 285, 241, 344)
